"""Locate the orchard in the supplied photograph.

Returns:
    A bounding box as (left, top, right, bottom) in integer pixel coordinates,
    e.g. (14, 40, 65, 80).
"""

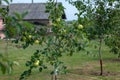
(0, 0, 120, 80)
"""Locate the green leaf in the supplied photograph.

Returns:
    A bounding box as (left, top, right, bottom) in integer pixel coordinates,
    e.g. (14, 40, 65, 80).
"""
(22, 22, 33, 29)
(13, 12, 22, 20)
(0, 62, 6, 74)
(39, 67, 42, 72)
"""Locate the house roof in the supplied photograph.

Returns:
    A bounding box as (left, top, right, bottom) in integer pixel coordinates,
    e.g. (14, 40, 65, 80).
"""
(8, 3, 66, 20)
(9, 3, 49, 20)
(0, 5, 6, 8)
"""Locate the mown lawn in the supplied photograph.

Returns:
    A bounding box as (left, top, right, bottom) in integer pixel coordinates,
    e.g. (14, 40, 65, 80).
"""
(0, 40, 120, 80)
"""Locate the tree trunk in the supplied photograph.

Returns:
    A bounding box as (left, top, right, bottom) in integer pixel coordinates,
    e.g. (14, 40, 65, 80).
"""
(55, 75, 57, 80)
(5, 39, 9, 58)
(51, 75, 57, 80)
(98, 38, 103, 75)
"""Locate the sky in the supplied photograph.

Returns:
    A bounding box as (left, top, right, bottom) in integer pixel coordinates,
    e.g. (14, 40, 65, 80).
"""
(11, 0, 78, 21)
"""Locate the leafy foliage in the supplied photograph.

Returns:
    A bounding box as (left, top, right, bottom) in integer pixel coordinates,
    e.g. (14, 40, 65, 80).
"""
(0, 0, 31, 74)
(1, 0, 120, 79)
(105, 7, 120, 57)
(18, 0, 88, 79)
(67, 0, 120, 75)
(0, 0, 13, 74)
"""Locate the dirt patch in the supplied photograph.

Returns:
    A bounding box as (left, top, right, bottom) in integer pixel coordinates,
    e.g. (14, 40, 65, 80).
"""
(104, 58, 120, 62)
(68, 61, 120, 77)
(69, 68, 120, 77)
(111, 59, 120, 62)
(90, 71, 120, 76)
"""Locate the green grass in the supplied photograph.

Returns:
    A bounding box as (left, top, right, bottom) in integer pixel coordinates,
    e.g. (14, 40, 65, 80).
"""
(0, 40, 120, 80)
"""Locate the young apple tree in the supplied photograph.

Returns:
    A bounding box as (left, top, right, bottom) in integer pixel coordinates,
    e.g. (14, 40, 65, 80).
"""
(67, 0, 119, 75)
(85, 0, 119, 75)
(18, 0, 88, 80)
(105, 2, 120, 58)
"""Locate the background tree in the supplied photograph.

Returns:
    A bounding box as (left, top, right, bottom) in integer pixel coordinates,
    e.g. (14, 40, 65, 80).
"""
(85, 0, 120, 75)
(67, 0, 120, 75)
(0, 0, 33, 74)
(0, 0, 16, 74)
(105, 1, 120, 58)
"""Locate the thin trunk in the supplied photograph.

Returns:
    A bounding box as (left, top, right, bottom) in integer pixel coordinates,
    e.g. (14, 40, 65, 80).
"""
(5, 39, 9, 58)
(98, 37, 103, 75)
(55, 75, 57, 80)
(51, 75, 57, 80)
(51, 75, 53, 80)
(118, 53, 120, 58)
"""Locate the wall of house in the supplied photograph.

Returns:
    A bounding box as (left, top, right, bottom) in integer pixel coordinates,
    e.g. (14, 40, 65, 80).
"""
(0, 17, 5, 39)
(24, 19, 50, 26)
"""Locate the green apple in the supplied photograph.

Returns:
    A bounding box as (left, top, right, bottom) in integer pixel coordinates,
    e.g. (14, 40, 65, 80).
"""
(63, 30, 66, 33)
(56, 18, 61, 22)
(33, 60, 39, 66)
(34, 40, 39, 44)
(24, 32, 27, 35)
(21, 36, 26, 41)
(59, 37, 62, 40)
(28, 35, 32, 38)
(78, 24, 83, 29)
(60, 29, 66, 34)
(60, 48, 63, 52)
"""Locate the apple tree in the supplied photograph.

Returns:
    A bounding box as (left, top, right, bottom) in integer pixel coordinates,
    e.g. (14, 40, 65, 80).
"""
(0, 0, 34, 74)
(0, 0, 18, 74)
(67, 0, 120, 75)
(18, 0, 88, 80)
(104, 2, 120, 58)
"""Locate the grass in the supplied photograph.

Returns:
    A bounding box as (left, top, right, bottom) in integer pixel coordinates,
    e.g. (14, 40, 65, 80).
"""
(0, 40, 120, 80)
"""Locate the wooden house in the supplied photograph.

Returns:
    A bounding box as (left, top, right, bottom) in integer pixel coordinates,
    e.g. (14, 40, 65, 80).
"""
(8, 3, 66, 25)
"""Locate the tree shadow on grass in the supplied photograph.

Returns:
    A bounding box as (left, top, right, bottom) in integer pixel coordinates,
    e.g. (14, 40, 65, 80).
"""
(68, 59, 120, 77)
(69, 68, 120, 77)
